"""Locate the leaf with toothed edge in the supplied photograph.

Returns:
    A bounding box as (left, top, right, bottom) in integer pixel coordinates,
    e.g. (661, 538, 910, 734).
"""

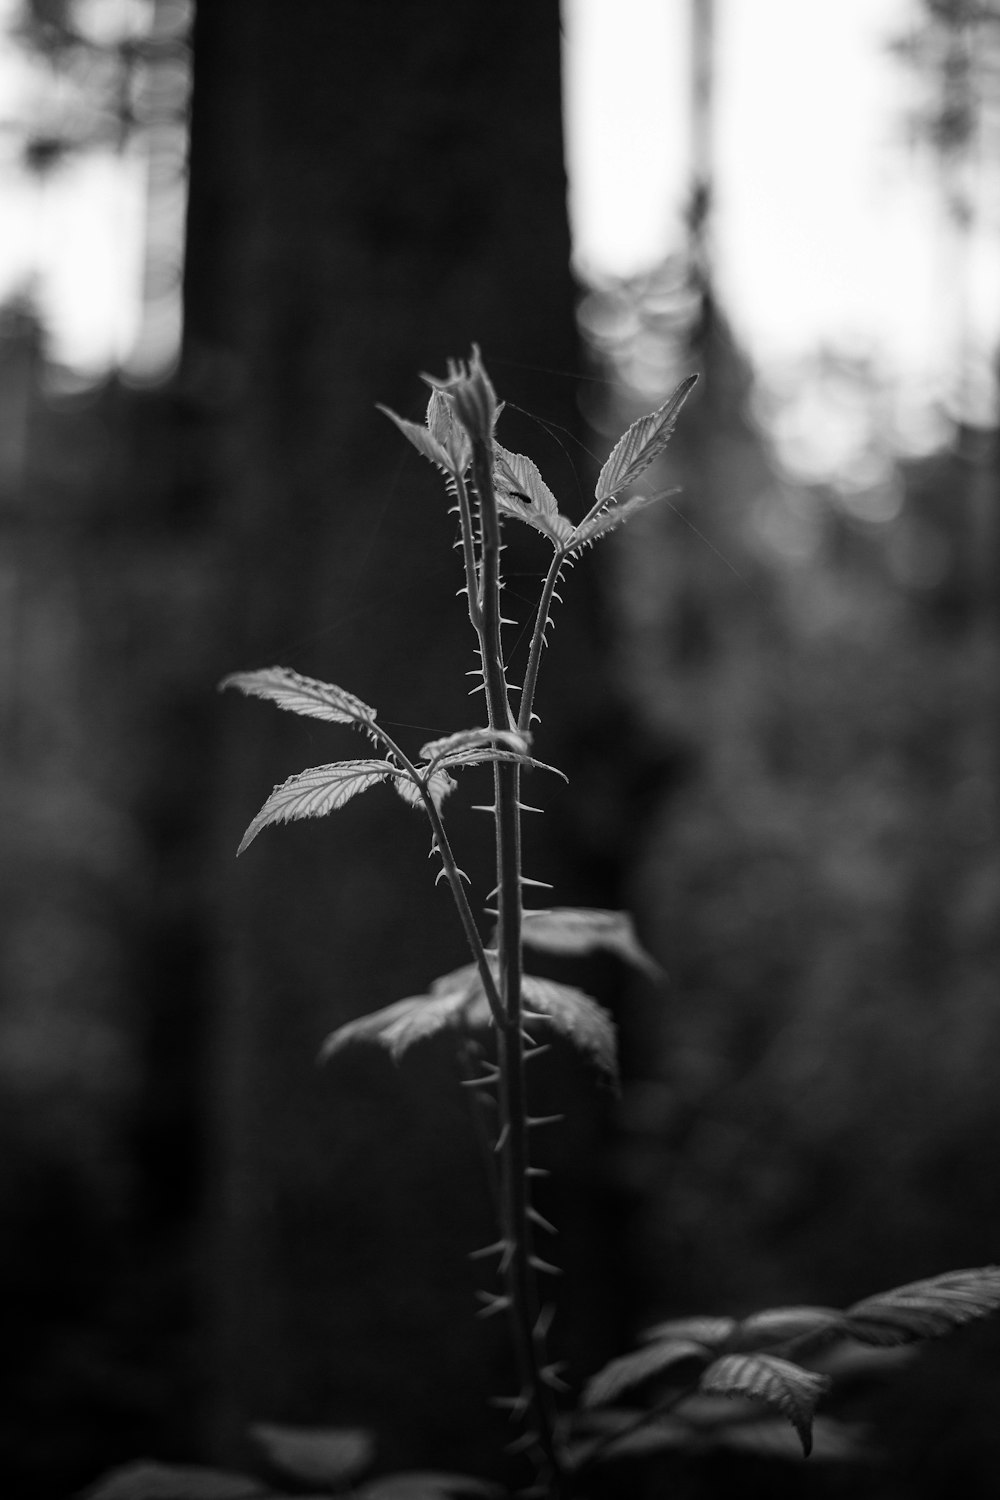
(425, 389, 471, 472)
(493, 444, 560, 517)
(520, 975, 618, 1080)
(571, 489, 678, 550)
(698, 1353, 828, 1457)
(841, 1266, 1000, 1347)
(321, 963, 493, 1063)
(82, 1463, 268, 1499)
(394, 767, 456, 812)
(595, 374, 698, 503)
(220, 666, 377, 728)
(520, 907, 662, 978)
(583, 1337, 713, 1408)
(237, 760, 394, 853)
(377, 404, 453, 471)
(419, 727, 531, 763)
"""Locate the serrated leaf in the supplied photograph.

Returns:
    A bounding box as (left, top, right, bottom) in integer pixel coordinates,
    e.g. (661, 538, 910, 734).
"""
(520, 908, 662, 979)
(220, 666, 377, 728)
(641, 1315, 737, 1347)
(426, 389, 471, 471)
(377, 404, 453, 470)
(733, 1305, 843, 1352)
(419, 727, 530, 763)
(238, 760, 390, 853)
(699, 1353, 829, 1457)
(842, 1266, 1000, 1347)
(583, 1337, 712, 1408)
(571, 490, 672, 549)
(494, 444, 560, 517)
(566, 1410, 697, 1465)
(520, 975, 618, 1080)
(358, 1474, 503, 1500)
(81, 1463, 266, 1500)
(495, 491, 576, 547)
(595, 374, 698, 502)
(251, 1423, 373, 1486)
(394, 766, 456, 812)
(321, 965, 492, 1064)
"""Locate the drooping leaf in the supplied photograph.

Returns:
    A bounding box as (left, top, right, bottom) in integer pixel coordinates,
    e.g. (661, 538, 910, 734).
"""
(698, 1353, 829, 1458)
(520, 908, 662, 978)
(394, 766, 456, 812)
(82, 1463, 266, 1500)
(715, 1415, 864, 1463)
(237, 760, 390, 853)
(732, 1306, 843, 1353)
(220, 666, 377, 728)
(377, 404, 453, 471)
(358, 1473, 504, 1500)
(842, 1266, 1000, 1347)
(594, 374, 698, 502)
(641, 1315, 737, 1348)
(520, 975, 618, 1080)
(419, 727, 530, 764)
(583, 1337, 712, 1408)
(251, 1423, 373, 1487)
(320, 965, 492, 1064)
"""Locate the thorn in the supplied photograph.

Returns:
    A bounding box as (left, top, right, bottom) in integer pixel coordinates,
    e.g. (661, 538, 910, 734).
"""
(529, 1255, 562, 1277)
(494, 1123, 510, 1152)
(499, 615, 518, 625)
(470, 804, 497, 814)
(434, 867, 450, 885)
(528, 1206, 559, 1235)
(505, 1430, 542, 1456)
(490, 1392, 530, 1418)
(534, 1303, 556, 1340)
(526, 1114, 564, 1129)
(540, 1362, 570, 1391)
(519, 876, 554, 889)
(470, 1240, 509, 1261)
(526, 1166, 550, 1178)
(459, 1073, 499, 1091)
(516, 802, 544, 814)
(522, 1042, 552, 1064)
(475, 1291, 512, 1319)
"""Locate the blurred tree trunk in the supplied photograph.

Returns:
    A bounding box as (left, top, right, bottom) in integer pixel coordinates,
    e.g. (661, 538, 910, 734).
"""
(183, 1, 620, 1476)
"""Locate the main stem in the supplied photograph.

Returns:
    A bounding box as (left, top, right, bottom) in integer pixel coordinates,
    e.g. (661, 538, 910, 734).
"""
(470, 436, 564, 1495)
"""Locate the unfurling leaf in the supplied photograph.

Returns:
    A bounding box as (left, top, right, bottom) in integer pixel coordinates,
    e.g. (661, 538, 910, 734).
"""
(394, 766, 456, 812)
(252, 1423, 373, 1487)
(419, 726, 531, 764)
(426, 389, 471, 471)
(321, 965, 492, 1064)
(595, 373, 698, 502)
(237, 760, 391, 853)
(81, 1462, 266, 1499)
(377, 404, 453, 471)
(699, 1353, 829, 1458)
(583, 1337, 712, 1408)
(842, 1266, 1000, 1347)
(520, 907, 662, 979)
(521, 975, 618, 1080)
(220, 666, 377, 728)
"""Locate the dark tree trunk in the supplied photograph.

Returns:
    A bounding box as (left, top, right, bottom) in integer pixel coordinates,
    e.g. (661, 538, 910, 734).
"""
(183, 2, 621, 1476)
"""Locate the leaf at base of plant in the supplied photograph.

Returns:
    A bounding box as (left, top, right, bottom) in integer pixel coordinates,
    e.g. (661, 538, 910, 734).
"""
(251, 1422, 374, 1487)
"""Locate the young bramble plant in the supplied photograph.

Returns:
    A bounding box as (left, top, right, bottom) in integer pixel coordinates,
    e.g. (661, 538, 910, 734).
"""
(89, 351, 1000, 1500)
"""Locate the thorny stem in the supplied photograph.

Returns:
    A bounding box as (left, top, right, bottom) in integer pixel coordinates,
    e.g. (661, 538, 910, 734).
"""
(518, 546, 569, 738)
(469, 433, 566, 1497)
(367, 720, 503, 1027)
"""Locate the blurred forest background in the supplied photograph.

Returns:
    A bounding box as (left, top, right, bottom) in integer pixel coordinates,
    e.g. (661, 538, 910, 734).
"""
(0, 1, 998, 1497)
